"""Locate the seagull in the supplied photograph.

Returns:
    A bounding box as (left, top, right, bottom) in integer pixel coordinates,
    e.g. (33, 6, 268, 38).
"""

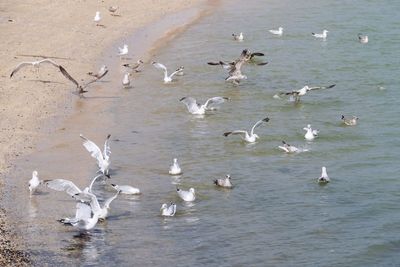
(177, 188, 195, 202)
(224, 59, 247, 85)
(280, 84, 336, 102)
(80, 134, 111, 176)
(151, 62, 184, 83)
(312, 30, 328, 39)
(63, 202, 100, 231)
(44, 174, 104, 197)
(160, 203, 177, 216)
(180, 96, 229, 115)
(108, 6, 120, 16)
(10, 58, 60, 78)
(111, 184, 141, 195)
(223, 117, 270, 143)
(232, 32, 244, 41)
(358, 33, 368, 44)
(118, 44, 128, 58)
(318, 166, 330, 183)
(278, 141, 299, 153)
(169, 158, 182, 175)
(87, 65, 108, 80)
(122, 72, 131, 88)
(208, 49, 268, 67)
(341, 115, 358, 126)
(28, 170, 43, 195)
(269, 27, 283, 36)
(123, 60, 144, 72)
(94, 11, 102, 26)
(303, 124, 319, 141)
(73, 189, 121, 220)
(214, 174, 233, 188)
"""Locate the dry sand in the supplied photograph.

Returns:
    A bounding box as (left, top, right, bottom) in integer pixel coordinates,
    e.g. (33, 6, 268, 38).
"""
(0, 0, 204, 265)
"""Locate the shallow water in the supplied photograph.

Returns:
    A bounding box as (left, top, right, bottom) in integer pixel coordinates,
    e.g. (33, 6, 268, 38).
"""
(7, 0, 400, 266)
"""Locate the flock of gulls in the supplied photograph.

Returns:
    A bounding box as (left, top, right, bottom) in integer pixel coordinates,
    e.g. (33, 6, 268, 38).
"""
(12, 10, 368, 233)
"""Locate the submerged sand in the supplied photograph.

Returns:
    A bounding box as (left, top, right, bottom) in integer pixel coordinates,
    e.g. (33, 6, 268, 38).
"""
(0, 0, 203, 265)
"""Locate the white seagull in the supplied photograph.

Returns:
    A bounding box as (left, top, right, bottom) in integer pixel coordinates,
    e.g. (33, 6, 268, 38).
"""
(80, 134, 111, 176)
(123, 60, 144, 72)
(280, 84, 336, 102)
(223, 117, 270, 143)
(318, 166, 330, 183)
(278, 141, 299, 153)
(111, 184, 141, 195)
(177, 188, 195, 202)
(44, 174, 104, 197)
(68, 202, 100, 231)
(94, 11, 102, 26)
(179, 96, 229, 115)
(312, 30, 328, 39)
(160, 203, 177, 216)
(358, 34, 368, 44)
(151, 62, 184, 83)
(73, 190, 121, 220)
(10, 58, 60, 78)
(122, 72, 131, 88)
(232, 32, 244, 41)
(118, 44, 128, 57)
(303, 124, 319, 141)
(169, 158, 182, 175)
(28, 170, 43, 195)
(341, 115, 358, 126)
(214, 174, 233, 188)
(269, 27, 283, 36)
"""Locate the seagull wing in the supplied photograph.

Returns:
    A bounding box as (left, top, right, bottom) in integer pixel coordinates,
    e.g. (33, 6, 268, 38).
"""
(223, 130, 248, 138)
(44, 179, 82, 196)
(204, 96, 229, 108)
(59, 65, 80, 88)
(103, 134, 111, 160)
(307, 84, 336, 91)
(80, 134, 104, 166)
(250, 52, 265, 58)
(169, 67, 183, 79)
(251, 117, 269, 135)
(180, 97, 198, 113)
(88, 174, 104, 193)
(103, 191, 120, 209)
(74, 192, 101, 214)
(152, 62, 167, 72)
(10, 62, 34, 78)
(75, 202, 92, 221)
(38, 59, 60, 68)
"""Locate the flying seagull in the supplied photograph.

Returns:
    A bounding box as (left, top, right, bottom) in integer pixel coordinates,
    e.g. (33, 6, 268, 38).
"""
(208, 49, 268, 67)
(269, 27, 283, 36)
(180, 96, 229, 115)
(214, 174, 233, 188)
(279, 84, 336, 102)
(80, 134, 111, 176)
(160, 203, 177, 216)
(312, 30, 328, 39)
(10, 58, 60, 78)
(223, 117, 270, 143)
(152, 62, 184, 83)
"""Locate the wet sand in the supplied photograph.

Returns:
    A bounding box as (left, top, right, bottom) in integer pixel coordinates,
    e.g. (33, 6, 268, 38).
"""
(0, 0, 210, 265)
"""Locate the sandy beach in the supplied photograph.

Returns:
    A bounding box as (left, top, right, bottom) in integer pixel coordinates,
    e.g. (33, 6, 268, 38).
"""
(0, 0, 205, 265)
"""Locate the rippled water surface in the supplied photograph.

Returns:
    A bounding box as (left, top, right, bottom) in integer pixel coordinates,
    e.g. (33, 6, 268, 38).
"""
(8, 0, 400, 266)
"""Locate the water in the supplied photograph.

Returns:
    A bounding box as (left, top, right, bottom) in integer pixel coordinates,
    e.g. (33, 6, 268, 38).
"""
(7, 0, 400, 266)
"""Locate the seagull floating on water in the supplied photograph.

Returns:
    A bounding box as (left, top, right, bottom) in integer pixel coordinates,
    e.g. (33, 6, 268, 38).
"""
(280, 84, 336, 102)
(312, 30, 328, 39)
(177, 187, 195, 202)
(269, 27, 283, 36)
(122, 72, 131, 88)
(318, 166, 330, 184)
(111, 184, 141, 195)
(224, 117, 270, 143)
(180, 96, 229, 115)
(169, 158, 182, 175)
(118, 44, 128, 58)
(303, 124, 319, 141)
(214, 174, 233, 188)
(152, 62, 184, 83)
(80, 134, 111, 176)
(87, 65, 108, 80)
(28, 170, 43, 195)
(123, 60, 144, 72)
(160, 203, 177, 216)
(341, 115, 358, 126)
(278, 141, 299, 153)
(358, 33, 368, 44)
(232, 32, 244, 41)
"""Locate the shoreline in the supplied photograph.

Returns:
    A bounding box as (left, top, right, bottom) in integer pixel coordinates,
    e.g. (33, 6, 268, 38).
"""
(0, 0, 216, 265)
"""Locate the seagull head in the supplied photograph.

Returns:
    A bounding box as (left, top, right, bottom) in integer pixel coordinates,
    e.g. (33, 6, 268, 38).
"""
(226, 174, 231, 179)
(160, 203, 167, 211)
(32, 170, 38, 177)
(279, 27, 283, 31)
(189, 188, 195, 194)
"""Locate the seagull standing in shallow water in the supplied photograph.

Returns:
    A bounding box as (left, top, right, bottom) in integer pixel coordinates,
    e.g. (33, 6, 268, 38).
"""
(80, 134, 111, 176)
(177, 188, 195, 202)
(122, 72, 131, 88)
(118, 44, 128, 58)
(180, 96, 229, 115)
(28, 170, 43, 195)
(318, 167, 330, 183)
(312, 30, 328, 39)
(161, 203, 177, 216)
(152, 62, 184, 83)
(303, 125, 319, 141)
(224, 117, 270, 143)
(169, 158, 182, 175)
(269, 27, 283, 36)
